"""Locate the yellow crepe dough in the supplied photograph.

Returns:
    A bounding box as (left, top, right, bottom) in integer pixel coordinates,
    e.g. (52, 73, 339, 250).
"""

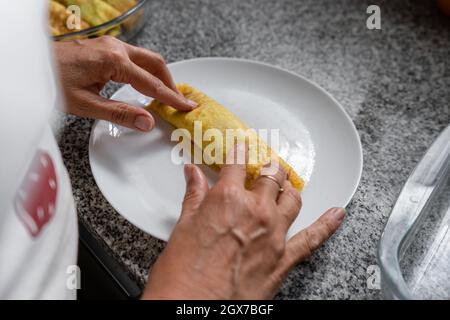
(146, 84, 304, 192)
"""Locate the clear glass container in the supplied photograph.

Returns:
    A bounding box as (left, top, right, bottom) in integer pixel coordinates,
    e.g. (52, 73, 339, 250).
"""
(53, 0, 149, 42)
(378, 125, 450, 299)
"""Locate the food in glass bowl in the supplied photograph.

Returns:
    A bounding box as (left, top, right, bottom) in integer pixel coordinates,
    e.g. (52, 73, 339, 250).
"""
(49, 0, 148, 41)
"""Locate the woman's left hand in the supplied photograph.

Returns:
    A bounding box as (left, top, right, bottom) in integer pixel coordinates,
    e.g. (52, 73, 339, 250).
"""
(54, 36, 197, 132)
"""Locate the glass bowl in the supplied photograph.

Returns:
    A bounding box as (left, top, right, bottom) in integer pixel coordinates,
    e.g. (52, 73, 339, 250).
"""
(53, 0, 149, 42)
(378, 125, 450, 299)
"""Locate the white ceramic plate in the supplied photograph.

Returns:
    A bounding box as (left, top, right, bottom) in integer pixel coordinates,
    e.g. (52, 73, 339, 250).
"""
(89, 58, 363, 241)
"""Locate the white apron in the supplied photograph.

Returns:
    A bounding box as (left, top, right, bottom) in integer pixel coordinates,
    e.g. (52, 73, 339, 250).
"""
(0, 0, 78, 299)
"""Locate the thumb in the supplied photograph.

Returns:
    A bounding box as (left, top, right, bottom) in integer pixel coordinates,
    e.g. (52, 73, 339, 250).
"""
(179, 164, 209, 221)
(275, 207, 345, 278)
(73, 91, 155, 132)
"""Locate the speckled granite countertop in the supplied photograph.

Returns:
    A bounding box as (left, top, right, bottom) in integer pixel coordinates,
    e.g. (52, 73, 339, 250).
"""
(55, 0, 450, 299)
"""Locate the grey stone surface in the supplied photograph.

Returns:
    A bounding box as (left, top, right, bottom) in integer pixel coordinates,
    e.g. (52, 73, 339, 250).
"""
(55, 0, 450, 299)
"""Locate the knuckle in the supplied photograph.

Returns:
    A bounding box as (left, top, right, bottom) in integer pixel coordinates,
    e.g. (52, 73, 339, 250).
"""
(286, 187, 302, 209)
(103, 46, 127, 66)
(243, 196, 257, 211)
(153, 53, 166, 66)
(110, 103, 131, 125)
(151, 78, 165, 95)
(219, 184, 241, 203)
(183, 188, 199, 202)
(304, 229, 321, 254)
(109, 49, 126, 62)
(278, 209, 293, 228)
(99, 35, 119, 46)
(183, 181, 202, 202)
(252, 204, 272, 227)
(99, 50, 115, 68)
(111, 58, 129, 82)
(182, 189, 202, 209)
(299, 232, 313, 259)
(318, 217, 334, 235)
(258, 212, 271, 227)
(271, 237, 286, 258)
(223, 164, 247, 179)
(100, 49, 128, 80)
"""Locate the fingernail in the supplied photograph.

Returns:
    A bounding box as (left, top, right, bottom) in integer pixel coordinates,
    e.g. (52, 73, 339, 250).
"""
(184, 165, 192, 183)
(134, 115, 153, 132)
(333, 208, 346, 222)
(186, 99, 198, 109)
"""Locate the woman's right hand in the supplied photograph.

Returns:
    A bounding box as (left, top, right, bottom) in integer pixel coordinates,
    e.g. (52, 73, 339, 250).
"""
(143, 145, 345, 299)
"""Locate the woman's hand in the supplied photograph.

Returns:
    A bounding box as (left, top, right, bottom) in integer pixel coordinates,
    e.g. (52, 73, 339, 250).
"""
(54, 36, 197, 132)
(143, 145, 345, 299)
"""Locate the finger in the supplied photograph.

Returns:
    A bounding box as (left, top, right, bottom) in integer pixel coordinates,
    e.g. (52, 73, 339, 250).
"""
(251, 161, 287, 200)
(277, 180, 302, 230)
(112, 60, 197, 111)
(125, 46, 179, 94)
(279, 207, 345, 273)
(218, 143, 247, 186)
(179, 164, 209, 221)
(72, 90, 155, 131)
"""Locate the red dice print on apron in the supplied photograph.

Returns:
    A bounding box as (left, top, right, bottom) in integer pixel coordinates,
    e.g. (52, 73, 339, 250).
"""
(14, 150, 58, 237)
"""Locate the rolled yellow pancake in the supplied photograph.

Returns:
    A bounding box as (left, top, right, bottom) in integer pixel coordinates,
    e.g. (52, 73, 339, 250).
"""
(146, 84, 304, 192)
